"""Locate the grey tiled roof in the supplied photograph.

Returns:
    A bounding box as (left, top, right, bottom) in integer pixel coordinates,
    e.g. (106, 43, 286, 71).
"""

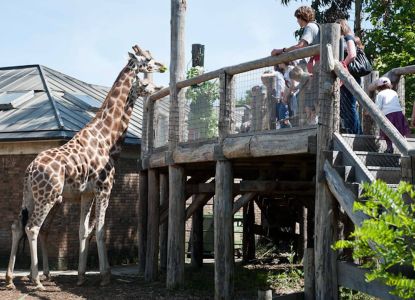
(0, 65, 144, 144)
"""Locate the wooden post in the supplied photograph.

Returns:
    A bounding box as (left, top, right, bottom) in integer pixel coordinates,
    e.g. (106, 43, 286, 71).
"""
(397, 75, 405, 114)
(145, 168, 160, 281)
(261, 72, 276, 130)
(192, 43, 205, 68)
(314, 23, 340, 299)
(138, 170, 148, 274)
(214, 160, 234, 300)
(166, 165, 186, 289)
(304, 248, 315, 300)
(189, 43, 205, 269)
(214, 70, 235, 299)
(166, 0, 186, 290)
(219, 72, 235, 138)
(191, 195, 204, 268)
(159, 173, 169, 273)
(242, 199, 255, 262)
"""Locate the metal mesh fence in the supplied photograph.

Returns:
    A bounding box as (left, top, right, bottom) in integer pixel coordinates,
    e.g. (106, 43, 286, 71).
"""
(183, 78, 220, 142)
(233, 62, 319, 134)
(153, 95, 170, 148)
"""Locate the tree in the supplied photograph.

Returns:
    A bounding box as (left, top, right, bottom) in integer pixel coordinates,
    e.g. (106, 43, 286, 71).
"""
(363, 0, 415, 115)
(279, 0, 353, 23)
(185, 67, 219, 139)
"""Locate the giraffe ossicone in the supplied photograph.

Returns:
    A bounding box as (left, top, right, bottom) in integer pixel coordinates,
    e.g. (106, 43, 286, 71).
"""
(5, 45, 165, 291)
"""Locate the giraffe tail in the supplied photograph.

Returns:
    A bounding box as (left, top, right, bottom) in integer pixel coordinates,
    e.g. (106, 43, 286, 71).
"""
(17, 208, 29, 254)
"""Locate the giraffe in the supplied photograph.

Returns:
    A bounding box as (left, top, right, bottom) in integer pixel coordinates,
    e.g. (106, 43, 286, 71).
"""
(5, 45, 165, 291)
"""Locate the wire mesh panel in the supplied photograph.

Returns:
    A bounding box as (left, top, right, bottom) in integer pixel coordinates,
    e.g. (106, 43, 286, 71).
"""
(233, 61, 319, 134)
(153, 95, 170, 148)
(183, 78, 220, 142)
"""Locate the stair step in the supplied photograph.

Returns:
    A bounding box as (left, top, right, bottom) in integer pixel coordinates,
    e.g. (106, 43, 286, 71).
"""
(335, 165, 355, 182)
(354, 151, 400, 167)
(367, 166, 401, 184)
(341, 134, 379, 152)
(325, 150, 343, 166)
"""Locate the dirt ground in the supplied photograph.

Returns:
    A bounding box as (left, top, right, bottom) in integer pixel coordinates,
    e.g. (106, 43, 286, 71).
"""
(0, 262, 281, 300)
(0, 274, 215, 300)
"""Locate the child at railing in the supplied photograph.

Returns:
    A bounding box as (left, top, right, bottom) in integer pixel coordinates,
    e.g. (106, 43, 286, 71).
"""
(375, 77, 410, 153)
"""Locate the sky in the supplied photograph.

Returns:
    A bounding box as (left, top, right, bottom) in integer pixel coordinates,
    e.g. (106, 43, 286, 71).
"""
(0, 1, 307, 88)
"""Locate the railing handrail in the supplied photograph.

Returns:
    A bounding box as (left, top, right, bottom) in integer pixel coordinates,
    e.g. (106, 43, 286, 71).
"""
(149, 44, 320, 102)
(327, 45, 415, 156)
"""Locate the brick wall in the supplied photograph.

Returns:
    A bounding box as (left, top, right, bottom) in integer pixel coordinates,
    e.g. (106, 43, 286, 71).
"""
(0, 153, 139, 270)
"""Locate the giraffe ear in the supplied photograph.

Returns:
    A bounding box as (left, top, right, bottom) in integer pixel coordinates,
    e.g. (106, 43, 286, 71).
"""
(128, 52, 136, 59)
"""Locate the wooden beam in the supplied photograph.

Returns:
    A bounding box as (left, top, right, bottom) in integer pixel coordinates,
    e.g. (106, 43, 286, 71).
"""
(159, 173, 169, 273)
(323, 160, 369, 227)
(242, 200, 256, 262)
(233, 192, 257, 214)
(214, 160, 234, 299)
(222, 127, 316, 159)
(337, 261, 400, 300)
(186, 193, 212, 220)
(239, 180, 314, 192)
(137, 170, 148, 274)
(173, 142, 216, 163)
(166, 165, 186, 289)
(314, 23, 340, 299)
(186, 182, 216, 194)
(304, 248, 315, 300)
(191, 195, 204, 268)
(145, 169, 160, 282)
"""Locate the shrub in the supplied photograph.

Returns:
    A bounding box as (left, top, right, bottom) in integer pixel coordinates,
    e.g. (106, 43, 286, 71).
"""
(333, 180, 415, 299)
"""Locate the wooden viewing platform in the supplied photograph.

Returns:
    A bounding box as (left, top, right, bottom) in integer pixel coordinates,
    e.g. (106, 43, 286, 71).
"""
(137, 18, 415, 300)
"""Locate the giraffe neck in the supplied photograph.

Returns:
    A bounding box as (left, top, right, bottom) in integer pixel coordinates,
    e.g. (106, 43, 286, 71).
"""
(85, 65, 136, 149)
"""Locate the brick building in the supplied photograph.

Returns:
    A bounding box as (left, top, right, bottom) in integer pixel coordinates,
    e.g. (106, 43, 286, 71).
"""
(0, 65, 143, 269)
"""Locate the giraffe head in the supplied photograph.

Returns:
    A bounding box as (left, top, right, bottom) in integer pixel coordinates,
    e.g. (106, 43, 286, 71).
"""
(127, 45, 167, 74)
(131, 76, 162, 98)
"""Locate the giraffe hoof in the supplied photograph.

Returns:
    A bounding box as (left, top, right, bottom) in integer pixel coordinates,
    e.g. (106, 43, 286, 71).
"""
(100, 272, 111, 286)
(77, 276, 86, 286)
(34, 283, 46, 291)
(5, 282, 16, 290)
(40, 273, 52, 281)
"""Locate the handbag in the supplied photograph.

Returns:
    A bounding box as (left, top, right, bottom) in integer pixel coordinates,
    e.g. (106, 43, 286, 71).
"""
(348, 47, 373, 77)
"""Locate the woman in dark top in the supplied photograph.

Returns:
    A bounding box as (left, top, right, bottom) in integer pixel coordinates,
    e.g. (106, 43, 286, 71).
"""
(337, 19, 362, 134)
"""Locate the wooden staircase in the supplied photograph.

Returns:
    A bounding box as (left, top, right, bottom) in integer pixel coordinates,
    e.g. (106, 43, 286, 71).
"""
(333, 133, 402, 190)
(322, 133, 405, 300)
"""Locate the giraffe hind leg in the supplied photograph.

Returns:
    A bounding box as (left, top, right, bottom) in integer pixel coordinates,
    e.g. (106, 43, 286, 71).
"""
(26, 200, 59, 291)
(6, 208, 29, 289)
(39, 203, 60, 281)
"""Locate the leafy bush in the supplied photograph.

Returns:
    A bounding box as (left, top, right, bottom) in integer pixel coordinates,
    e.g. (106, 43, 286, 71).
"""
(333, 180, 415, 299)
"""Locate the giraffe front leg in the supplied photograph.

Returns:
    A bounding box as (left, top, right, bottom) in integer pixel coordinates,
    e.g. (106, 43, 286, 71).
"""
(95, 193, 111, 286)
(6, 219, 24, 289)
(77, 194, 95, 286)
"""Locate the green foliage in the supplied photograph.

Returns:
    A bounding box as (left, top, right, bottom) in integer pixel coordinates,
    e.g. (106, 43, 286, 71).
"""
(185, 67, 219, 139)
(339, 287, 377, 300)
(333, 180, 415, 299)
(280, 0, 353, 23)
(236, 89, 253, 107)
(363, 0, 415, 115)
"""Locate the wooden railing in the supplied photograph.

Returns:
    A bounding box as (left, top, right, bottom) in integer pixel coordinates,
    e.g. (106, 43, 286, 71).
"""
(328, 45, 415, 157)
(149, 45, 319, 102)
